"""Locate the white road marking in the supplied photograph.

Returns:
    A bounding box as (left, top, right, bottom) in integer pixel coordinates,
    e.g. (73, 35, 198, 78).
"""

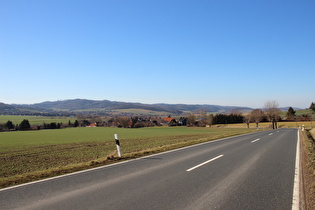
(186, 155, 224, 172)
(251, 138, 260, 143)
(269, 133, 273, 136)
(291, 129, 300, 210)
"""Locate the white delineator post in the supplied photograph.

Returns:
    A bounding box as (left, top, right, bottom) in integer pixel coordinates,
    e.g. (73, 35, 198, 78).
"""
(114, 134, 122, 157)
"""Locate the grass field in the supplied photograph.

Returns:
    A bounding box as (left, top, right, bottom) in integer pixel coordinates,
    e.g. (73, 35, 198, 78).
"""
(295, 109, 315, 118)
(0, 126, 256, 188)
(0, 115, 75, 126)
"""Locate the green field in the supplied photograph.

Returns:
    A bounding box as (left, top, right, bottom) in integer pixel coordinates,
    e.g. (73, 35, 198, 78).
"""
(295, 109, 315, 117)
(0, 115, 75, 126)
(0, 126, 256, 188)
(0, 126, 246, 150)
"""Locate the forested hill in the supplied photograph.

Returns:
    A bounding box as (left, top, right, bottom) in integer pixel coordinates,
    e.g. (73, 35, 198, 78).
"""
(0, 99, 253, 116)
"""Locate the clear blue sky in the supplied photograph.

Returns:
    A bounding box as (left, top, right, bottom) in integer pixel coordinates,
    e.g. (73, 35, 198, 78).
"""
(1, 0, 314, 108)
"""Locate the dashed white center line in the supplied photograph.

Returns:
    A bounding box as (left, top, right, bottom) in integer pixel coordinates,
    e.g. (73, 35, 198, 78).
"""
(269, 133, 273, 136)
(251, 138, 260, 143)
(186, 154, 224, 172)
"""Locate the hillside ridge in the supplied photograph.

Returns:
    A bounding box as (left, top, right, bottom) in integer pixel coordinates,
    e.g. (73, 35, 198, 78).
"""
(4, 99, 299, 115)
(0, 99, 262, 116)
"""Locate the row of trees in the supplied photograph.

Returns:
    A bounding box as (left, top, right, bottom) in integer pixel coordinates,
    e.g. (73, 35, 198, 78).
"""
(184, 101, 282, 129)
(1, 119, 31, 131)
(246, 101, 314, 129)
(0, 120, 71, 131)
(185, 112, 244, 127)
(188, 101, 314, 129)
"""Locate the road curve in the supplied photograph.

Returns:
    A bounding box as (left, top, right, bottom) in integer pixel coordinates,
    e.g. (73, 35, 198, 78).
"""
(0, 129, 298, 210)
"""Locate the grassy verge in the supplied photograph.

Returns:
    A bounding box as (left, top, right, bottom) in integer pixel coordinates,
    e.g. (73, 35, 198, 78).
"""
(301, 128, 315, 209)
(0, 127, 255, 188)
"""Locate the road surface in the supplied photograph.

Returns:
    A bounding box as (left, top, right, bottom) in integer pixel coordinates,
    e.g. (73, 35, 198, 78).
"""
(0, 128, 299, 209)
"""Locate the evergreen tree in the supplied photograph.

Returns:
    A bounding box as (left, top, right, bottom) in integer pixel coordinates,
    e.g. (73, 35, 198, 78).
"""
(82, 120, 90, 126)
(73, 120, 79, 127)
(50, 122, 57, 129)
(286, 107, 296, 119)
(5, 120, 15, 130)
(19, 119, 31, 130)
(43, 123, 49, 129)
(310, 102, 315, 112)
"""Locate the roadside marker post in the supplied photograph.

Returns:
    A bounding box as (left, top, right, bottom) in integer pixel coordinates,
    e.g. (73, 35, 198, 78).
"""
(114, 134, 122, 157)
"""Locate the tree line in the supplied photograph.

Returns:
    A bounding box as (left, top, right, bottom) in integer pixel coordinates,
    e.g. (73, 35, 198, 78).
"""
(1, 119, 32, 131)
(0, 119, 83, 131)
(1, 101, 314, 131)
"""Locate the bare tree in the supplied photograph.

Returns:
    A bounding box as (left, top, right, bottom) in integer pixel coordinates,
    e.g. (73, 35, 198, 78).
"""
(243, 114, 251, 128)
(186, 113, 196, 127)
(207, 114, 214, 126)
(197, 109, 207, 118)
(251, 109, 264, 129)
(264, 101, 281, 129)
(116, 117, 130, 128)
(197, 109, 208, 127)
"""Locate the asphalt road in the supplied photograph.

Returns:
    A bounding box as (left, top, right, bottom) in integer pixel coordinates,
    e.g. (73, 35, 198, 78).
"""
(0, 128, 298, 210)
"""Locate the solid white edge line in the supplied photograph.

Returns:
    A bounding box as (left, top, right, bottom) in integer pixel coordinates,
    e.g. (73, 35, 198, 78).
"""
(186, 154, 224, 172)
(251, 138, 260, 143)
(292, 129, 300, 210)
(0, 130, 265, 192)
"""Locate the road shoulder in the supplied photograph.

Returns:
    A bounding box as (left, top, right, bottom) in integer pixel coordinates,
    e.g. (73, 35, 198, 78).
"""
(300, 129, 315, 209)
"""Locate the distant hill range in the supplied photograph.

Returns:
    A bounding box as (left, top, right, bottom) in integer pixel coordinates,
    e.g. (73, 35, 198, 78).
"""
(0, 99, 252, 115)
(0, 99, 292, 116)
